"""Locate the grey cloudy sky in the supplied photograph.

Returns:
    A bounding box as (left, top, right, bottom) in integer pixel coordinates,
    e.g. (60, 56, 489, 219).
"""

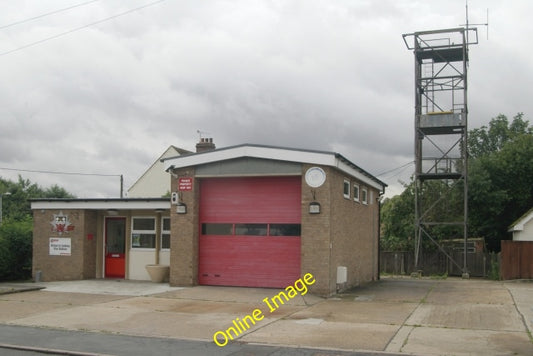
(1, 0, 531, 198)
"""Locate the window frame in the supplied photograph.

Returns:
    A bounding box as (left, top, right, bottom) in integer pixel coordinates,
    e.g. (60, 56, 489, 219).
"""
(201, 223, 301, 237)
(131, 216, 157, 250)
(160, 217, 171, 251)
(353, 184, 360, 203)
(361, 187, 368, 205)
(343, 179, 351, 199)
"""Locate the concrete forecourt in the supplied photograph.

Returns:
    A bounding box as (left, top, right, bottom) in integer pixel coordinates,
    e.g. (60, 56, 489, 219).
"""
(0, 277, 532, 355)
(213, 273, 316, 346)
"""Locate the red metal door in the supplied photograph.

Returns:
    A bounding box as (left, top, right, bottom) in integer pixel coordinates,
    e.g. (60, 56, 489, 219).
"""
(199, 177, 301, 287)
(105, 217, 126, 278)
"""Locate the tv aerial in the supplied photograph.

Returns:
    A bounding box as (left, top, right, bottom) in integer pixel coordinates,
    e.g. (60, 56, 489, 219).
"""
(461, 0, 489, 40)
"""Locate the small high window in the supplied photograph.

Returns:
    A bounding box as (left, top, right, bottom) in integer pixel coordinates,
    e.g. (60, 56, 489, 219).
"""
(343, 179, 350, 199)
(361, 188, 368, 205)
(353, 184, 360, 202)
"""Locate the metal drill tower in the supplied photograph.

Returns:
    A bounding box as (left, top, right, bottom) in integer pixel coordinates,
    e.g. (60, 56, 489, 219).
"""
(403, 28, 478, 276)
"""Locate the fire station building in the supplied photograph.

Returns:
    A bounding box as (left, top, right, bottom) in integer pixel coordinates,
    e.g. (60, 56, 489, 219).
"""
(31, 143, 386, 296)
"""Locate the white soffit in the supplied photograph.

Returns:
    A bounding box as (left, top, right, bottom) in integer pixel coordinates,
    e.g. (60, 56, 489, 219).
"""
(164, 145, 333, 171)
(335, 159, 384, 191)
(31, 200, 170, 210)
(164, 144, 385, 192)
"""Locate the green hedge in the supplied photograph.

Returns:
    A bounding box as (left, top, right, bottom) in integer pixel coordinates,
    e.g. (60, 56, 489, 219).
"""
(0, 217, 33, 281)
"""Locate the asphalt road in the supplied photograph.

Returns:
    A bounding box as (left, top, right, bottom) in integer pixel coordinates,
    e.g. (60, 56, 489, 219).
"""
(0, 324, 401, 356)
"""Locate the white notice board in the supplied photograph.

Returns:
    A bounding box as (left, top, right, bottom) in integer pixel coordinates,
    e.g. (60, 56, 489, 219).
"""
(49, 237, 71, 256)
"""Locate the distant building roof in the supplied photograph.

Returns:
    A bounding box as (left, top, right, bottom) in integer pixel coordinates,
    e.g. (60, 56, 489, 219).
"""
(128, 145, 191, 198)
(509, 207, 533, 232)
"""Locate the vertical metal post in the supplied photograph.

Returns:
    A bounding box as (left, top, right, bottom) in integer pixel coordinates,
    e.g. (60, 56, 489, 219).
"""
(120, 175, 124, 198)
(462, 29, 470, 278)
(413, 33, 422, 268)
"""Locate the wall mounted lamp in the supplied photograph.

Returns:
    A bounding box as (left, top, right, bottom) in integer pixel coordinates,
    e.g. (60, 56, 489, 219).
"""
(106, 209, 119, 216)
(309, 190, 321, 214)
(309, 202, 321, 214)
(176, 202, 187, 214)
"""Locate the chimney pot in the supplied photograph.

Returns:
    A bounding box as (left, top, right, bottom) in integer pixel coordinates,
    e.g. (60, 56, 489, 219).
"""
(196, 137, 216, 153)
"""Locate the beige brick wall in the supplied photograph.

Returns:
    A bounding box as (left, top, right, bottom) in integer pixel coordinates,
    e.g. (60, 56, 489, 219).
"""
(82, 211, 97, 279)
(32, 209, 97, 281)
(302, 164, 381, 296)
(329, 171, 380, 293)
(168, 164, 381, 296)
(169, 167, 200, 286)
(301, 165, 333, 296)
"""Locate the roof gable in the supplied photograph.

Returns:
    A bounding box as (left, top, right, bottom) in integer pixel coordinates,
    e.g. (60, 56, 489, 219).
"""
(128, 145, 191, 197)
(509, 207, 533, 232)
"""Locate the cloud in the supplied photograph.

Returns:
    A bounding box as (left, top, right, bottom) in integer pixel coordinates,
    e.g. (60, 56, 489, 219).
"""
(0, 0, 532, 198)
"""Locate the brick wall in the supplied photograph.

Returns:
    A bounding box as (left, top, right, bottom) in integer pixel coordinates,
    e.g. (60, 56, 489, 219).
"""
(169, 167, 199, 286)
(32, 209, 97, 281)
(82, 211, 98, 279)
(302, 164, 381, 296)
(329, 171, 380, 293)
(168, 163, 381, 296)
(301, 165, 333, 295)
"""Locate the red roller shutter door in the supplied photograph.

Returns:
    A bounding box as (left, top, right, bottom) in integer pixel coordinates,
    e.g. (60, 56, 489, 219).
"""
(199, 176, 301, 288)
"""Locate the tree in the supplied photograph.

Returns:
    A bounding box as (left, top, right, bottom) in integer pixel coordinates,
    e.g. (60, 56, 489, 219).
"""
(0, 176, 75, 281)
(1, 176, 75, 222)
(380, 182, 414, 251)
(468, 113, 531, 159)
(381, 113, 533, 252)
(0, 217, 33, 280)
(469, 133, 533, 250)
(381, 178, 464, 251)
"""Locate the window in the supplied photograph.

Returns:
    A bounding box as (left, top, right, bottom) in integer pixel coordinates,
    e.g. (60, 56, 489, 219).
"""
(270, 224, 301, 236)
(235, 223, 267, 236)
(201, 223, 301, 237)
(343, 179, 350, 199)
(131, 217, 156, 249)
(353, 184, 360, 202)
(161, 217, 171, 250)
(361, 188, 368, 205)
(202, 223, 233, 235)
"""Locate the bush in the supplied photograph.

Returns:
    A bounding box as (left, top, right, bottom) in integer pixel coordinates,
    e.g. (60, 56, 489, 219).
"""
(0, 217, 33, 281)
(488, 252, 500, 280)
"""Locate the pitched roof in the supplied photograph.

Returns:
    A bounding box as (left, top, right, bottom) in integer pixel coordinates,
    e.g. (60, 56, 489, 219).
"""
(162, 143, 387, 192)
(127, 145, 191, 195)
(508, 207, 533, 232)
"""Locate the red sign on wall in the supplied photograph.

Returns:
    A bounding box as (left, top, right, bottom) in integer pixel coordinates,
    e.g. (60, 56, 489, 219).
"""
(178, 177, 193, 191)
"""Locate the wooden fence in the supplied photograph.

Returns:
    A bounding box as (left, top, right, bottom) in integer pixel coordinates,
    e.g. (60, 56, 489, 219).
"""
(380, 250, 490, 277)
(500, 241, 533, 280)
